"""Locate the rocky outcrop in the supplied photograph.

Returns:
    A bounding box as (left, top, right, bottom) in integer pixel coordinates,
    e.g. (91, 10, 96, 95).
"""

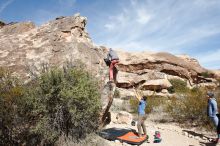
(0, 13, 218, 127)
(177, 54, 201, 66)
(114, 51, 219, 97)
(0, 13, 106, 81)
(111, 111, 133, 124)
(0, 13, 217, 93)
(117, 51, 206, 83)
(0, 22, 35, 35)
(212, 70, 220, 78)
(0, 13, 111, 127)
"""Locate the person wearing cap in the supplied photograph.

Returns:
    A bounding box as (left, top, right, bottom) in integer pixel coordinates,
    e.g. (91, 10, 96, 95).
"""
(207, 92, 220, 143)
(106, 48, 119, 82)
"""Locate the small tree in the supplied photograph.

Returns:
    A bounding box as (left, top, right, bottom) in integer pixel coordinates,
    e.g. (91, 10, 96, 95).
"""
(25, 66, 101, 144)
(166, 87, 212, 128)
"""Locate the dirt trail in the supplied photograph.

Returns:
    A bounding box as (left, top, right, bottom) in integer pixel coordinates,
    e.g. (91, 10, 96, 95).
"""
(103, 120, 218, 146)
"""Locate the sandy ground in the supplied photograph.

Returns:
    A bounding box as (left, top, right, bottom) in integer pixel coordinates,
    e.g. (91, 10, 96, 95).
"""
(102, 120, 218, 146)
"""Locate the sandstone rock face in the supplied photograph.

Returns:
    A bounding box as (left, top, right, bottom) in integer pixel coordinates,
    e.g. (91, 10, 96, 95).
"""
(0, 14, 106, 81)
(0, 14, 216, 93)
(117, 51, 207, 84)
(140, 79, 172, 90)
(212, 70, 220, 78)
(0, 13, 218, 127)
(115, 111, 133, 124)
(0, 22, 35, 35)
(177, 54, 201, 66)
(114, 51, 218, 96)
(0, 14, 110, 128)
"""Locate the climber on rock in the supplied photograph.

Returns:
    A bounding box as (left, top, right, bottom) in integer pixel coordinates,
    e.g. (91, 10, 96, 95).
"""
(104, 48, 119, 83)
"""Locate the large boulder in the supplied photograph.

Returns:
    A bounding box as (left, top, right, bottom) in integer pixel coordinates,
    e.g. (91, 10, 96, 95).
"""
(212, 70, 220, 78)
(0, 13, 111, 128)
(0, 14, 105, 80)
(140, 79, 172, 91)
(115, 111, 133, 124)
(115, 51, 218, 92)
(117, 51, 207, 83)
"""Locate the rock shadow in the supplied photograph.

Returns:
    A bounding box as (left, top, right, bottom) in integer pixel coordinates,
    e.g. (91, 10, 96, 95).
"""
(183, 130, 210, 140)
(199, 141, 217, 146)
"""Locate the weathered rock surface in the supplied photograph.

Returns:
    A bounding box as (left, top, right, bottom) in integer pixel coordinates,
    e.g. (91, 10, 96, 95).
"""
(0, 22, 35, 35)
(0, 13, 217, 93)
(115, 51, 218, 98)
(117, 51, 207, 84)
(0, 13, 111, 128)
(115, 111, 133, 124)
(0, 13, 106, 81)
(0, 13, 219, 127)
(212, 70, 220, 78)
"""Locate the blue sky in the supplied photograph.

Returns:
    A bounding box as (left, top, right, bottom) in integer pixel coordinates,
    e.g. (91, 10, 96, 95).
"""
(0, 0, 220, 69)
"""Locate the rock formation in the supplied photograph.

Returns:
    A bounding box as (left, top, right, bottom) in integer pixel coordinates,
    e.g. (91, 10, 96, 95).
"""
(0, 13, 111, 127)
(212, 70, 220, 78)
(115, 51, 218, 95)
(0, 13, 107, 81)
(0, 13, 218, 127)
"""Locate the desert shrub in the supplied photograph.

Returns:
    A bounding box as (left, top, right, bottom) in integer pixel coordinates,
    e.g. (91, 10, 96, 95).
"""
(113, 89, 120, 98)
(167, 86, 175, 94)
(26, 67, 101, 144)
(200, 71, 213, 78)
(217, 78, 220, 83)
(216, 86, 220, 107)
(0, 68, 28, 145)
(168, 79, 189, 93)
(166, 87, 212, 128)
(145, 96, 166, 114)
(0, 66, 101, 145)
(129, 98, 138, 113)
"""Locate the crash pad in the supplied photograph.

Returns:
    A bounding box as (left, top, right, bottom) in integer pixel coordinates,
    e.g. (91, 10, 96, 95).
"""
(99, 128, 148, 145)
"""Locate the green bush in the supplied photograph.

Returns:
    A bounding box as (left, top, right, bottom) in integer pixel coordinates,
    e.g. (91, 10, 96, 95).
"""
(0, 68, 27, 145)
(145, 96, 166, 114)
(129, 97, 138, 113)
(113, 89, 120, 98)
(26, 67, 101, 144)
(168, 79, 189, 93)
(166, 87, 212, 128)
(200, 71, 213, 78)
(0, 66, 101, 145)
